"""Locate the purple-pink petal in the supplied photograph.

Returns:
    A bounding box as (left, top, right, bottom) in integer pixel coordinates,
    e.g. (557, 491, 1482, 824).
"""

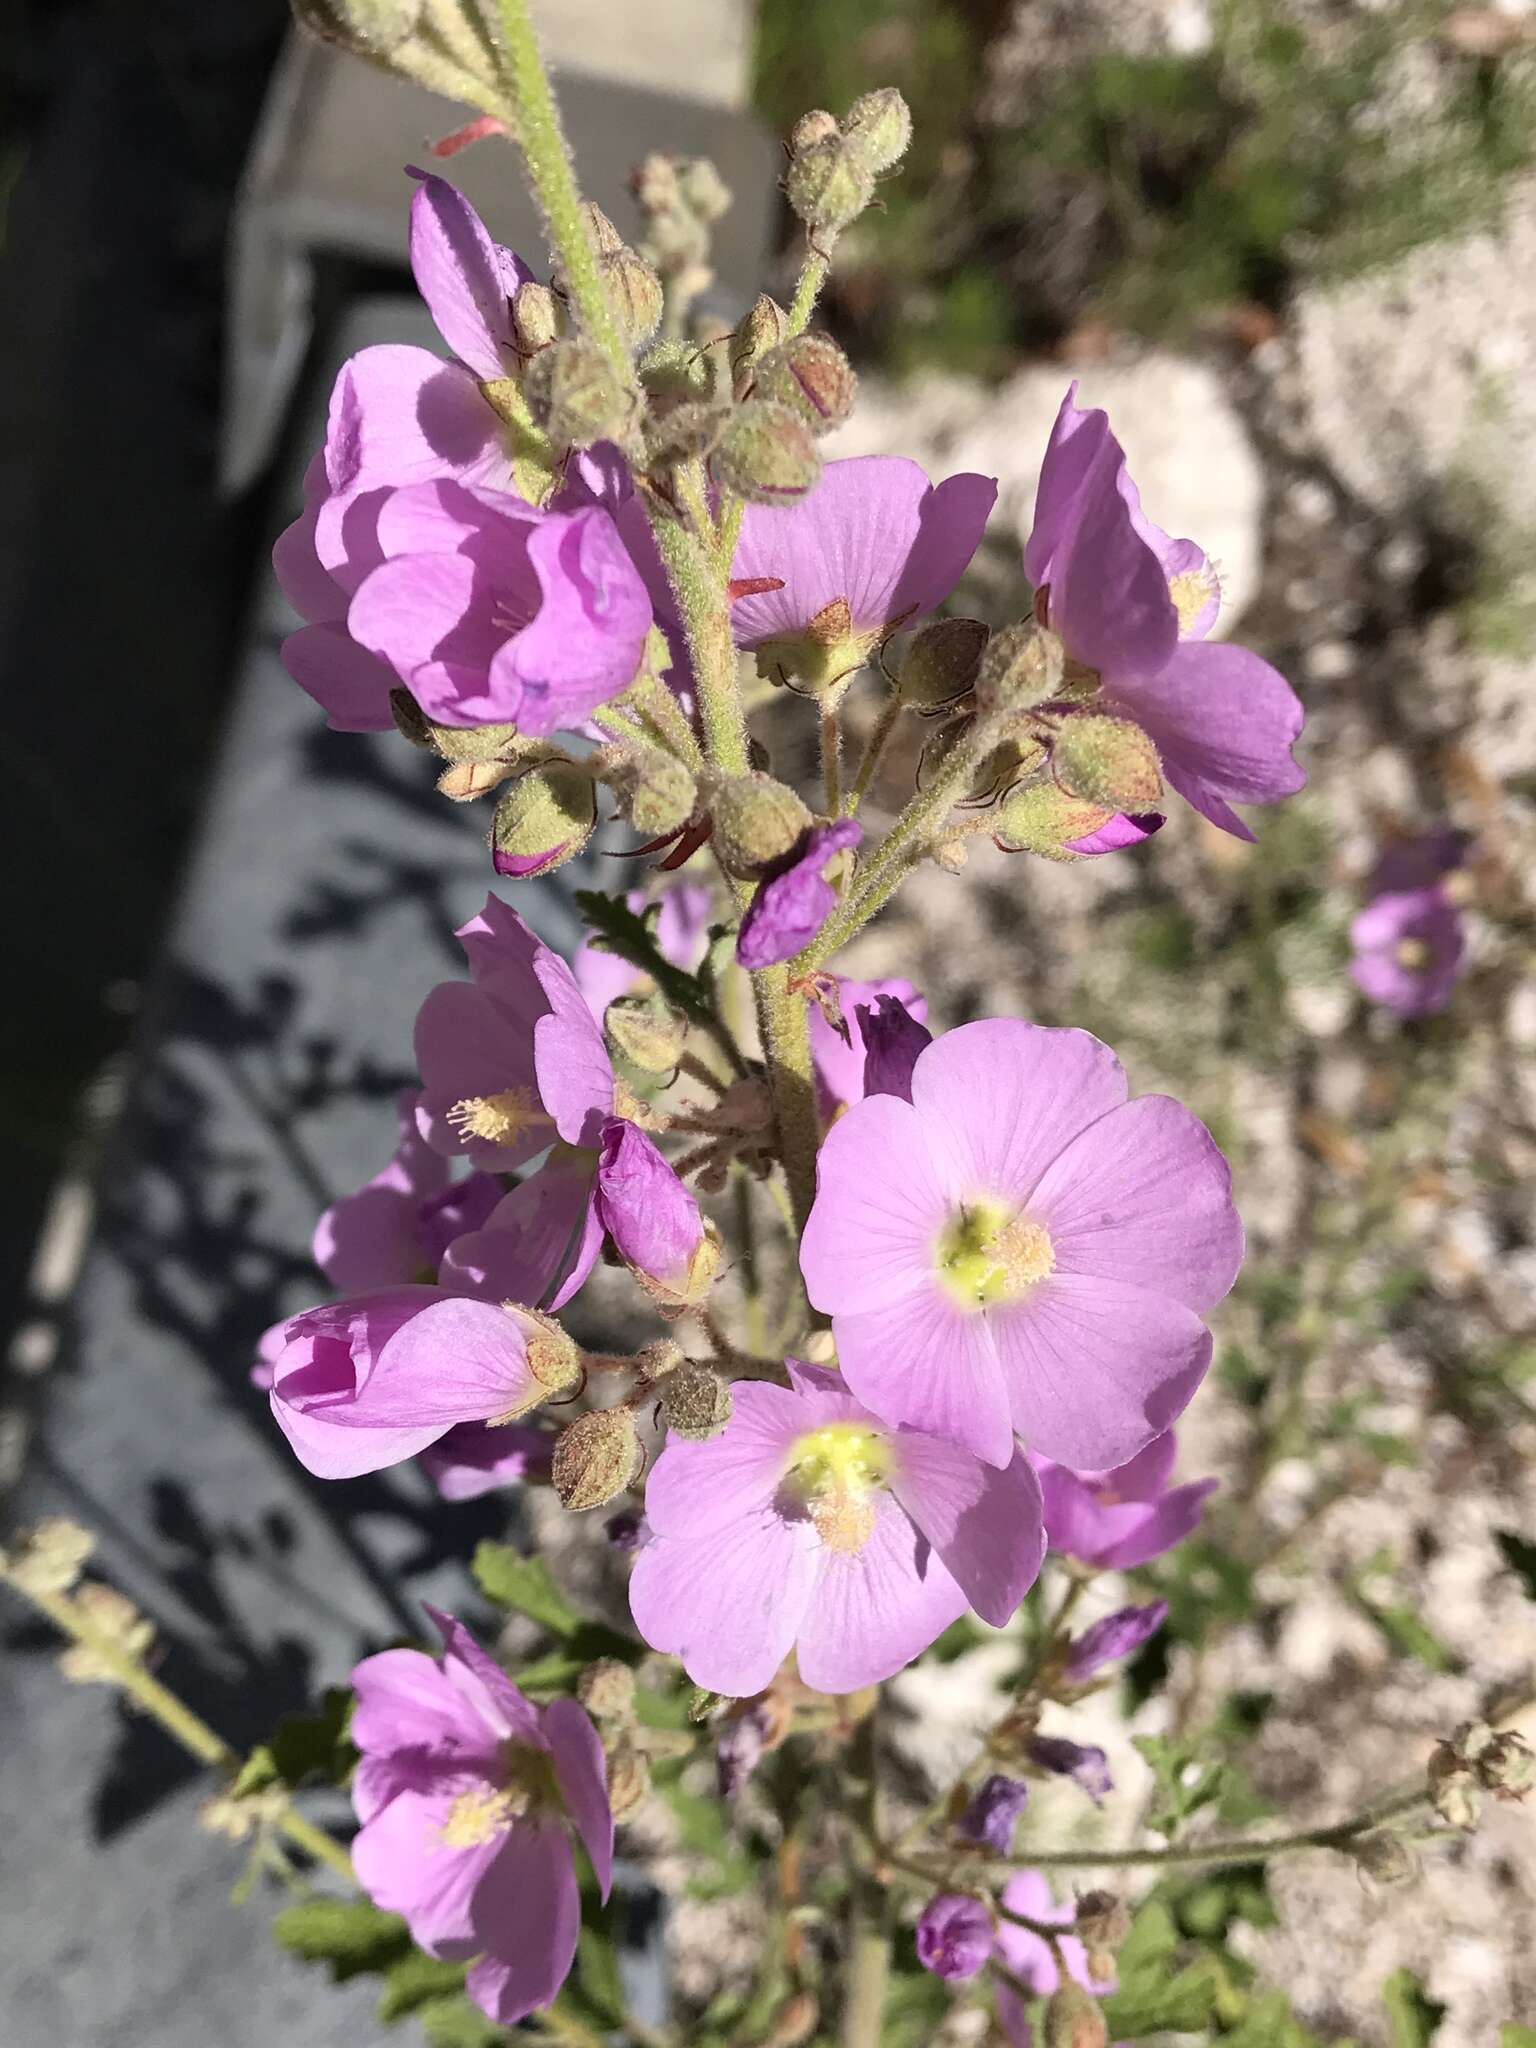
(1350, 885, 1466, 1018)
(888, 1434, 1044, 1625)
(438, 1148, 603, 1313)
(736, 818, 861, 970)
(466, 1825, 581, 2025)
(856, 990, 933, 1104)
(793, 1493, 968, 1693)
(959, 1773, 1029, 1855)
(596, 1117, 704, 1293)
(1063, 811, 1164, 856)
(628, 1504, 822, 1697)
(351, 1784, 497, 1959)
(407, 168, 523, 382)
(916, 1894, 994, 1981)
(419, 1421, 551, 1501)
(543, 1695, 615, 1899)
(806, 975, 927, 1117)
(1064, 1600, 1168, 1682)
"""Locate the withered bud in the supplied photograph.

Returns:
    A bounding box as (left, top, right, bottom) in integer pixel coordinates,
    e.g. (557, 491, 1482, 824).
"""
(931, 835, 969, 873)
(1051, 713, 1163, 812)
(551, 1407, 644, 1512)
(59, 1584, 156, 1684)
(511, 279, 562, 353)
(606, 1738, 652, 1821)
(973, 620, 1065, 715)
(1074, 1890, 1131, 1953)
(1427, 1742, 1483, 1831)
(506, 1304, 583, 1401)
(605, 995, 689, 1083)
(789, 109, 839, 153)
(658, 1361, 733, 1441)
(1350, 1832, 1422, 1886)
(783, 135, 875, 235)
(1444, 1720, 1536, 1801)
(491, 763, 597, 880)
(438, 757, 515, 802)
(842, 87, 913, 176)
(581, 202, 626, 256)
(753, 333, 856, 435)
(897, 617, 990, 709)
(711, 400, 822, 505)
(2, 1516, 96, 1597)
(633, 1337, 686, 1381)
(711, 772, 814, 877)
(522, 338, 632, 448)
(730, 294, 789, 397)
(1042, 1981, 1109, 2048)
(575, 1658, 636, 1722)
(679, 158, 731, 223)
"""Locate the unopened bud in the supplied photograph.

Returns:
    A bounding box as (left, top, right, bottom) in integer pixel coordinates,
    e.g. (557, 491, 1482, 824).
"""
(711, 772, 814, 877)
(1051, 714, 1163, 812)
(658, 1361, 733, 1441)
(604, 247, 665, 351)
(621, 749, 698, 837)
(633, 1337, 686, 1380)
(506, 1304, 583, 1401)
(712, 401, 822, 504)
(491, 763, 597, 879)
(1351, 1832, 1421, 1886)
(842, 87, 913, 176)
(1428, 1745, 1483, 1831)
(581, 202, 626, 256)
(730, 295, 789, 397)
(438, 757, 514, 802)
(1074, 1890, 1130, 1952)
(2, 1517, 96, 1597)
(511, 280, 562, 352)
(640, 339, 715, 416)
(974, 620, 1064, 714)
(994, 781, 1120, 861)
(897, 617, 989, 709)
(552, 1407, 644, 1512)
(790, 109, 839, 153)
(605, 995, 688, 1082)
(522, 338, 631, 448)
(646, 401, 726, 464)
(753, 334, 856, 435)
(1447, 1720, 1536, 1800)
(679, 158, 731, 222)
(784, 135, 875, 235)
(576, 1658, 636, 1721)
(391, 690, 523, 763)
(1043, 1981, 1109, 2048)
(606, 1738, 652, 1820)
(59, 1584, 156, 1684)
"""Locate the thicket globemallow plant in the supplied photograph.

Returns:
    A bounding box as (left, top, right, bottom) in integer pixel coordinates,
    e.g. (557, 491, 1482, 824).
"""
(6, 11, 1526, 2047)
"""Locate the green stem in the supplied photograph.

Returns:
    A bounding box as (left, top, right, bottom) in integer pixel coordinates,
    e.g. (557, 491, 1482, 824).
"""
(753, 964, 820, 1234)
(841, 1708, 890, 2048)
(491, 0, 629, 378)
(787, 248, 831, 336)
(10, 1576, 355, 1884)
(645, 509, 750, 776)
(820, 705, 843, 815)
(845, 695, 902, 815)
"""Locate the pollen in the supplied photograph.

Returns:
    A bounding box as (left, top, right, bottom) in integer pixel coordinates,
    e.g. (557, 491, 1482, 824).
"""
(786, 1422, 890, 1557)
(1167, 564, 1218, 635)
(1394, 937, 1431, 971)
(935, 1200, 1055, 1309)
(438, 1785, 517, 1848)
(446, 1087, 551, 1147)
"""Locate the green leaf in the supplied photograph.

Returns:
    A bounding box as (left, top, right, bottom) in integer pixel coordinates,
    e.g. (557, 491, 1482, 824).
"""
(232, 1745, 279, 1798)
(1496, 1529, 1536, 1601)
(1383, 1967, 1446, 2048)
(415, 1993, 511, 2046)
(377, 1952, 468, 2022)
(1101, 1954, 1223, 2036)
(1501, 2028, 1536, 2048)
(570, 1925, 626, 2028)
(471, 1542, 582, 1637)
(269, 1686, 356, 1789)
(1222, 1989, 1343, 2047)
(573, 889, 718, 1029)
(271, 1897, 412, 1982)
(1132, 1733, 1228, 1839)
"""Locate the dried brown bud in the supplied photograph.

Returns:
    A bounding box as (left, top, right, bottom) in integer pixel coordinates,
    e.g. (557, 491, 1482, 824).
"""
(729, 294, 789, 398)
(658, 1362, 733, 1441)
(1043, 1980, 1109, 2048)
(511, 280, 563, 353)
(576, 1658, 636, 1722)
(551, 1407, 644, 1512)
(606, 1738, 652, 1820)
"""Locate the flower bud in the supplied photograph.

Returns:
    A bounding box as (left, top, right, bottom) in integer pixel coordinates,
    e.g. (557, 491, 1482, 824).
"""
(973, 620, 1064, 715)
(438, 757, 515, 802)
(784, 135, 875, 235)
(790, 109, 840, 152)
(730, 294, 789, 397)
(604, 246, 665, 351)
(1427, 1742, 1483, 1831)
(576, 1658, 636, 1722)
(1074, 1889, 1131, 1956)
(59, 1584, 156, 1684)
(511, 279, 563, 352)
(897, 617, 990, 709)
(680, 158, 731, 222)
(752, 334, 856, 435)
(1, 1516, 95, 1598)
(633, 1337, 686, 1381)
(1043, 1981, 1109, 2048)
(391, 690, 524, 763)
(711, 772, 814, 877)
(551, 1407, 644, 1511)
(1051, 714, 1163, 812)
(522, 338, 632, 448)
(505, 1304, 583, 1401)
(598, 1122, 720, 1309)
(993, 782, 1121, 861)
(623, 749, 699, 838)
(645, 401, 726, 465)
(491, 763, 597, 878)
(639, 338, 715, 414)
(581, 202, 626, 257)
(658, 1361, 733, 1441)
(843, 87, 913, 176)
(1443, 1719, 1536, 1801)
(711, 401, 822, 504)
(606, 1738, 652, 1820)
(604, 995, 688, 1083)
(1350, 1832, 1421, 1886)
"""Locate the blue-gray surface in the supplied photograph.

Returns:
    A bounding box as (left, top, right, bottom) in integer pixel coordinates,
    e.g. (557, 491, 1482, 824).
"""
(0, 304, 636, 2047)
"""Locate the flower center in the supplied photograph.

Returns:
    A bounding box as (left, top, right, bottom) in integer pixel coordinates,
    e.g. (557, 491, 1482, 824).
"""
(935, 1199, 1055, 1309)
(1394, 937, 1431, 971)
(438, 1784, 518, 1848)
(1167, 564, 1218, 634)
(447, 1087, 552, 1147)
(786, 1422, 889, 1556)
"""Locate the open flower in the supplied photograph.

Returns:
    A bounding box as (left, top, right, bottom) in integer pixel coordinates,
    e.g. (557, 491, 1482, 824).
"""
(1350, 885, 1466, 1018)
(1034, 1430, 1217, 1570)
(415, 894, 614, 1171)
(800, 1020, 1243, 1470)
(312, 1089, 501, 1293)
(350, 1607, 612, 2028)
(916, 1894, 994, 1981)
(1025, 385, 1304, 841)
(736, 818, 860, 969)
(993, 1869, 1112, 2045)
(268, 1291, 578, 1480)
(346, 478, 652, 734)
(628, 1360, 1044, 1695)
(729, 456, 996, 691)
(273, 455, 400, 731)
(808, 977, 928, 1120)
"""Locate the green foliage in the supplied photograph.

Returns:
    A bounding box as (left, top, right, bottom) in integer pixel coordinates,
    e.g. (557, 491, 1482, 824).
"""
(1501, 2027, 1536, 2048)
(271, 1895, 412, 1982)
(377, 1953, 472, 2022)
(235, 1687, 355, 1797)
(1346, 1555, 1463, 1675)
(414, 1997, 509, 2047)
(1132, 1732, 1230, 1840)
(471, 1541, 582, 1635)
(1383, 1966, 1447, 2047)
(661, 1773, 755, 1901)
(572, 889, 721, 1035)
(1100, 1896, 1225, 2038)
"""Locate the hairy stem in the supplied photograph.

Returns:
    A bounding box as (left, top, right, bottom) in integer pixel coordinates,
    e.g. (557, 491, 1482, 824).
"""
(491, 0, 629, 378)
(752, 964, 820, 1233)
(845, 695, 902, 815)
(821, 705, 843, 815)
(787, 248, 831, 336)
(9, 1576, 355, 1884)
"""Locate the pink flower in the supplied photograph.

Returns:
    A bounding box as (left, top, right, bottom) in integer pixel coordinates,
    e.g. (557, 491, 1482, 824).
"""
(730, 456, 997, 689)
(1350, 885, 1466, 1018)
(1064, 810, 1164, 856)
(414, 894, 614, 1171)
(346, 477, 652, 735)
(597, 1120, 712, 1301)
(800, 1020, 1243, 1470)
(312, 1089, 501, 1292)
(628, 1360, 1044, 1695)
(436, 1144, 606, 1314)
(350, 1607, 612, 2028)
(916, 1894, 994, 1981)
(808, 977, 928, 1120)
(1064, 1600, 1167, 1682)
(268, 1291, 566, 1480)
(993, 1869, 1112, 2045)
(572, 883, 713, 1022)
(272, 456, 399, 731)
(419, 1422, 551, 1502)
(736, 818, 860, 969)
(1026, 385, 1305, 841)
(1034, 1430, 1217, 1570)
